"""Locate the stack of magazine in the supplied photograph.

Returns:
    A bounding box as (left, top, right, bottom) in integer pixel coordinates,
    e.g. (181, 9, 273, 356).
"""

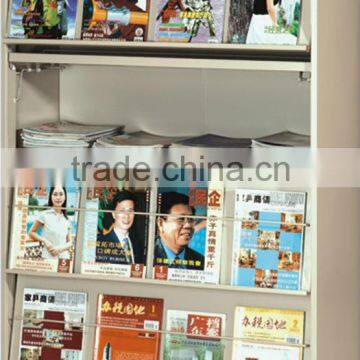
(20, 121, 124, 148)
(95, 131, 252, 148)
(8, 0, 304, 45)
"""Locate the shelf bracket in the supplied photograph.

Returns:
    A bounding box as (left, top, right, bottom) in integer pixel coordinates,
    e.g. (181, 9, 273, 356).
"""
(299, 71, 311, 83)
(9, 63, 66, 103)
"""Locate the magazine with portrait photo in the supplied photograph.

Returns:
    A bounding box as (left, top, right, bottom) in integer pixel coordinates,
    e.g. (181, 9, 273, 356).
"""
(153, 170, 224, 284)
(81, 184, 150, 278)
(9, 182, 80, 274)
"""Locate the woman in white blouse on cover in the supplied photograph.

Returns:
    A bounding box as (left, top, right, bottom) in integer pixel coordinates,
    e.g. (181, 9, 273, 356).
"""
(29, 186, 73, 259)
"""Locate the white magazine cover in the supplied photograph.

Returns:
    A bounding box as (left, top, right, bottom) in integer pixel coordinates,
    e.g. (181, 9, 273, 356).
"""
(9, 183, 80, 274)
(231, 189, 306, 291)
(228, 0, 302, 45)
(165, 309, 226, 359)
(19, 288, 87, 360)
(152, 171, 224, 284)
(232, 306, 305, 360)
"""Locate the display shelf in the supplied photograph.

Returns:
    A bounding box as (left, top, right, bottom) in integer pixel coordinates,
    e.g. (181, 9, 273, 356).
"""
(5, 269, 309, 297)
(3, 39, 310, 62)
(8, 52, 311, 72)
(3, 38, 309, 52)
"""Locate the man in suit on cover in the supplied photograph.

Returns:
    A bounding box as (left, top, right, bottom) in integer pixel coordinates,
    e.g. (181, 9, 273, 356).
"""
(154, 191, 205, 270)
(96, 190, 138, 265)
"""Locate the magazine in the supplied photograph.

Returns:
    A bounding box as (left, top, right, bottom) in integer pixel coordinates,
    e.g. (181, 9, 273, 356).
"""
(232, 306, 305, 360)
(153, 174, 224, 284)
(82, 0, 150, 41)
(228, 0, 302, 45)
(19, 288, 87, 360)
(153, 0, 226, 43)
(95, 131, 188, 148)
(94, 294, 164, 359)
(173, 134, 251, 148)
(9, 184, 80, 273)
(252, 131, 310, 147)
(8, 0, 79, 39)
(81, 185, 151, 278)
(164, 310, 226, 359)
(21, 121, 123, 148)
(231, 189, 306, 290)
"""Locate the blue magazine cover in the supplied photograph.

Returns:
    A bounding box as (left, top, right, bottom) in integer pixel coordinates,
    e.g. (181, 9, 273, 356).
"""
(231, 189, 306, 290)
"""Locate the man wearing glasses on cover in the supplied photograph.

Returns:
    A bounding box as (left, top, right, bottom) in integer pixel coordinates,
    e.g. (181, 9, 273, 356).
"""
(154, 191, 205, 270)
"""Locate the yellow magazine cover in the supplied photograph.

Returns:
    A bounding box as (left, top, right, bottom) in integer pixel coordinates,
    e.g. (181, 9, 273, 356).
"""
(233, 306, 305, 360)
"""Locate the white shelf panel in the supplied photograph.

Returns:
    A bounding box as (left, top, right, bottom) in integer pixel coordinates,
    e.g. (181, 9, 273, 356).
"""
(8, 52, 311, 72)
(3, 38, 309, 53)
(6, 269, 308, 297)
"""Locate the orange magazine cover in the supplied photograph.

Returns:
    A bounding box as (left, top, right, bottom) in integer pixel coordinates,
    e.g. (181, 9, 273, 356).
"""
(94, 294, 164, 359)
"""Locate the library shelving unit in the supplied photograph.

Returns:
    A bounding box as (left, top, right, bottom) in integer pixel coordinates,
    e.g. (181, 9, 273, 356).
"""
(2, 0, 360, 359)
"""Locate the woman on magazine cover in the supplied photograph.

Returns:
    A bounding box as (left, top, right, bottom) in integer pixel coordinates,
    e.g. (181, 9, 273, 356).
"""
(246, 0, 279, 44)
(246, 0, 298, 45)
(28, 186, 73, 259)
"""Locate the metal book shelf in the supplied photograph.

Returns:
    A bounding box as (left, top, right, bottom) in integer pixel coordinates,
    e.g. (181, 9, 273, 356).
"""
(2, 0, 360, 359)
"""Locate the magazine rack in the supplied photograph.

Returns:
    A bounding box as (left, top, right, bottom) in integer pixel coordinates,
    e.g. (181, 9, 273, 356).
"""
(2, 0, 360, 359)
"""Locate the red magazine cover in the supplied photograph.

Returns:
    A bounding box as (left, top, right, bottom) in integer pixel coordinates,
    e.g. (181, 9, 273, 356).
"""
(94, 294, 164, 359)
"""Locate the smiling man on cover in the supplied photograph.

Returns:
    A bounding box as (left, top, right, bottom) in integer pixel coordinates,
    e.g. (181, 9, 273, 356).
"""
(154, 191, 205, 270)
(96, 190, 137, 264)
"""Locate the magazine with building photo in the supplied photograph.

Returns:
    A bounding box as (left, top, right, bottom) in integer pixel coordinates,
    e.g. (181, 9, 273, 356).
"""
(153, 171, 224, 284)
(9, 182, 81, 274)
(232, 306, 305, 360)
(164, 310, 226, 359)
(81, 185, 151, 278)
(228, 0, 302, 45)
(94, 294, 164, 360)
(153, 0, 226, 43)
(20, 288, 87, 360)
(8, 0, 79, 39)
(82, 0, 150, 41)
(231, 189, 306, 291)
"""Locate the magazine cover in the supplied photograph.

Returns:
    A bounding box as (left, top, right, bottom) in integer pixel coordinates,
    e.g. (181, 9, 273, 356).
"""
(232, 306, 305, 360)
(19, 288, 87, 360)
(8, 0, 78, 39)
(94, 294, 164, 359)
(164, 310, 226, 359)
(81, 185, 150, 278)
(82, 0, 150, 41)
(231, 189, 306, 290)
(153, 0, 226, 43)
(228, 0, 302, 45)
(9, 183, 80, 273)
(153, 176, 224, 284)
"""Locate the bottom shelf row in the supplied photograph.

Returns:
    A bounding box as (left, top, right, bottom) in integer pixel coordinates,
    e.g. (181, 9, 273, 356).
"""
(15, 287, 308, 360)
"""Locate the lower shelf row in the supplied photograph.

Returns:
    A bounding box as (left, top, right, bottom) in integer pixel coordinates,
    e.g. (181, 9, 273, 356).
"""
(13, 286, 308, 360)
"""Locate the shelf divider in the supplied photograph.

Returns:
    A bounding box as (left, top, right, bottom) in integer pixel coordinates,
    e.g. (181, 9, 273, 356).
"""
(6, 269, 309, 297)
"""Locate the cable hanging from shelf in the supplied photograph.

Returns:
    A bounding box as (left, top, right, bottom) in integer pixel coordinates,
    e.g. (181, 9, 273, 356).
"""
(10, 316, 310, 349)
(9, 63, 66, 103)
(12, 203, 311, 227)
